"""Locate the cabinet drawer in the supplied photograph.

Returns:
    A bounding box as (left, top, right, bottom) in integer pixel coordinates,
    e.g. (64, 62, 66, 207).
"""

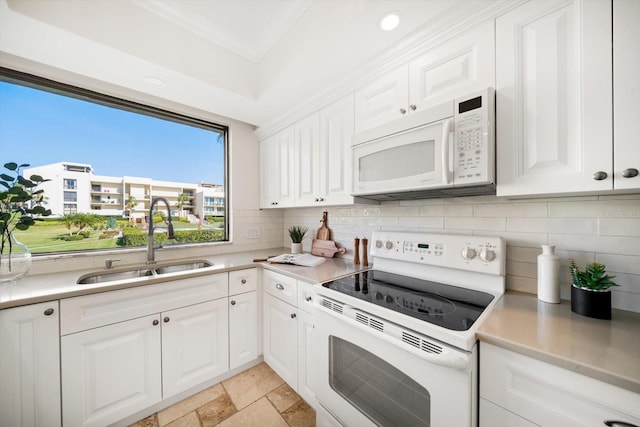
(263, 270, 297, 306)
(61, 273, 229, 335)
(297, 281, 316, 314)
(229, 268, 258, 296)
(480, 343, 640, 426)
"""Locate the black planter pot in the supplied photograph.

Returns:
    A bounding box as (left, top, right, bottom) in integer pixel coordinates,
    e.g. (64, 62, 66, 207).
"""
(571, 285, 612, 320)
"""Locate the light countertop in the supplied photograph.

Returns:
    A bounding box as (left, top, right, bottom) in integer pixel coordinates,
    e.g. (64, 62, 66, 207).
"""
(477, 291, 640, 394)
(0, 248, 369, 310)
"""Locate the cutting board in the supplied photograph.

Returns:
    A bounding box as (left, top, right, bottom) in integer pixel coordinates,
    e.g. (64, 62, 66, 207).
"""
(311, 239, 346, 258)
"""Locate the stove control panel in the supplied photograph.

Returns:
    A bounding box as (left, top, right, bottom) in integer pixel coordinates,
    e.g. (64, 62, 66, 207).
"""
(371, 231, 505, 276)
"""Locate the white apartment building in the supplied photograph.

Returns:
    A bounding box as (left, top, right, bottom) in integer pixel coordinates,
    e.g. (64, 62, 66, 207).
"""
(24, 162, 225, 220)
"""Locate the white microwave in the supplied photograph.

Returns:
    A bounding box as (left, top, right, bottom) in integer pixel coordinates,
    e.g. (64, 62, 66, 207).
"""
(352, 88, 495, 200)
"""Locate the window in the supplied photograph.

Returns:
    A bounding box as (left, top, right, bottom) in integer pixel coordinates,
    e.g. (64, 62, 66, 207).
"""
(0, 68, 229, 255)
(64, 179, 77, 190)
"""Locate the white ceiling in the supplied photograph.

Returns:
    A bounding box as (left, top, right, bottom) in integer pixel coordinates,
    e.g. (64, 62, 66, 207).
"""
(0, 0, 500, 129)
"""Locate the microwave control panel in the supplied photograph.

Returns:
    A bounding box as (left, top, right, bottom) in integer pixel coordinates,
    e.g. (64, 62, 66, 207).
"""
(453, 88, 495, 185)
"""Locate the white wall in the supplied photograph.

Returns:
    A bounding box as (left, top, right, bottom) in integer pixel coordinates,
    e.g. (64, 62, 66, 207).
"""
(283, 194, 640, 312)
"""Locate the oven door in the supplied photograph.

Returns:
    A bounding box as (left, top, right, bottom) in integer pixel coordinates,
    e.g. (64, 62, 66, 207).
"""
(352, 118, 453, 196)
(315, 300, 476, 427)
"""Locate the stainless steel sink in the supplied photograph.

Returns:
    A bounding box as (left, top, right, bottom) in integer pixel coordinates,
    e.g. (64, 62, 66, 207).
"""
(77, 260, 214, 284)
(154, 260, 213, 274)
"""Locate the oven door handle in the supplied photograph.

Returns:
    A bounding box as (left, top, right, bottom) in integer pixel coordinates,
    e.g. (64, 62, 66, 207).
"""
(316, 299, 471, 371)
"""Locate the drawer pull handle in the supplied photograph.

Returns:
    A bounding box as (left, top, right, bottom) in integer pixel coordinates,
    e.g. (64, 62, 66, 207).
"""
(163, 316, 170, 323)
(153, 319, 159, 326)
(604, 422, 639, 427)
(275, 283, 285, 290)
(230, 300, 236, 306)
(241, 279, 247, 284)
(593, 171, 608, 180)
(305, 296, 312, 302)
(622, 168, 639, 178)
(290, 313, 296, 319)
(43, 308, 55, 316)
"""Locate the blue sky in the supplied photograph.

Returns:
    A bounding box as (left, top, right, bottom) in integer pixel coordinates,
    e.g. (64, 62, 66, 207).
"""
(0, 80, 225, 184)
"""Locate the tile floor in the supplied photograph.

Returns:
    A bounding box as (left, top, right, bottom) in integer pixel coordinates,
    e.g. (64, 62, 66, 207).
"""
(129, 363, 316, 427)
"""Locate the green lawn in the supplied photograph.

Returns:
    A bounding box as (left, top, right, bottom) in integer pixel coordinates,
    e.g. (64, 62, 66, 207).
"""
(14, 222, 223, 254)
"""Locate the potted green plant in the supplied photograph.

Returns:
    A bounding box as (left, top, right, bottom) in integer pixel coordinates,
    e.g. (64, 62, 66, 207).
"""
(288, 225, 308, 254)
(0, 162, 51, 283)
(569, 259, 618, 319)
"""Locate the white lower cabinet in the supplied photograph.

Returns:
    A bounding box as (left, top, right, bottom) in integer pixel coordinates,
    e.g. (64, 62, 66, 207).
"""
(0, 301, 61, 427)
(480, 342, 640, 427)
(263, 292, 298, 387)
(229, 291, 258, 370)
(60, 273, 233, 426)
(162, 299, 229, 398)
(263, 270, 316, 406)
(61, 314, 162, 427)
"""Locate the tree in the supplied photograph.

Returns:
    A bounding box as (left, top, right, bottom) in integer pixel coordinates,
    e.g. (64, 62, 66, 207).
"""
(125, 194, 137, 226)
(176, 193, 189, 218)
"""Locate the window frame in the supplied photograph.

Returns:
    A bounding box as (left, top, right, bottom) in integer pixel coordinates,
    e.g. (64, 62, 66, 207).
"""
(0, 67, 231, 257)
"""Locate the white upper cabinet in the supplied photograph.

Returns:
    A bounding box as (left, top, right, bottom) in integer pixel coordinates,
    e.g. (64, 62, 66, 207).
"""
(408, 20, 495, 112)
(354, 65, 409, 133)
(260, 126, 295, 208)
(613, 0, 640, 190)
(354, 20, 495, 133)
(319, 94, 357, 205)
(496, 0, 614, 197)
(293, 112, 321, 205)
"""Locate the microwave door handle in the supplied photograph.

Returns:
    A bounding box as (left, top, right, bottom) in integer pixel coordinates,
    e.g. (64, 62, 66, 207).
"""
(441, 119, 453, 184)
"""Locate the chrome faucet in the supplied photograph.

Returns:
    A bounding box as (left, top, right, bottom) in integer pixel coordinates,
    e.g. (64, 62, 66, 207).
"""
(147, 197, 175, 264)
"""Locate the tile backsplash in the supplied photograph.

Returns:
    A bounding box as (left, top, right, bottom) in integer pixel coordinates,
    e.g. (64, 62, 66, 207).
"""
(283, 194, 640, 313)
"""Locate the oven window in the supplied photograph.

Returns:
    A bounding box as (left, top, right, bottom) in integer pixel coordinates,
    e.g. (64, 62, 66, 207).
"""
(329, 336, 430, 426)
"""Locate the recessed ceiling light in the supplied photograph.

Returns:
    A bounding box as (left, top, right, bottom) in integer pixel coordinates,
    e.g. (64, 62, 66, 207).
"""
(143, 75, 166, 87)
(380, 13, 400, 31)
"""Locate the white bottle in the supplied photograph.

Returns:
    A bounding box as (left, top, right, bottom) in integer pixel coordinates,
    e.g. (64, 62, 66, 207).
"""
(537, 245, 560, 303)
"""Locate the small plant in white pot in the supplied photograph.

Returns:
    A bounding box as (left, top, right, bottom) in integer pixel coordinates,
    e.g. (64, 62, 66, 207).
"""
(288, 226, 308, 254)
(569, 259, 618, 319)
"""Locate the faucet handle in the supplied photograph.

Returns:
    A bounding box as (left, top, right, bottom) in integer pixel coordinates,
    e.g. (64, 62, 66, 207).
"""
(105, 259, 121, 269)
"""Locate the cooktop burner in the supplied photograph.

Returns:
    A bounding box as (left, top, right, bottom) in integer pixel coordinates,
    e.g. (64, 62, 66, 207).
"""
(322, 270, 494, 331)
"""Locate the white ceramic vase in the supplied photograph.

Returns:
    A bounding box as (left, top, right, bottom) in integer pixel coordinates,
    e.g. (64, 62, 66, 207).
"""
(291, 242, 302, 254)
(537, 244, 560, 303)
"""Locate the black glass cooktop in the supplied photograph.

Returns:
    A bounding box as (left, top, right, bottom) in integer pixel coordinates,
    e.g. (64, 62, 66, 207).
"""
(322, 270, 494, 331)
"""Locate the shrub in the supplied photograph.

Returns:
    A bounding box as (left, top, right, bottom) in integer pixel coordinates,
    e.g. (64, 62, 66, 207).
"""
(60, 234, 84, 241)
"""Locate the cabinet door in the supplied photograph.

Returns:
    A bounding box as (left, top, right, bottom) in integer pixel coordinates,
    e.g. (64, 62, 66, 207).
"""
(0, 302, 61, 427)
(319, 94, 356, 205)
(62, 314, 162, 427)
(263, 293, 298, 388)
(229, 268, 258, 296)
(297, 309, 316, 409)
(354, 64, 409, 133)
(496, 0, 613, 197)
(294, 112, 321, 205)
(229, 291, 258, 371)
(613, 0, 640, 190)
(260, 135, 279, 208)
(409, 19, 495, 111)
(162, 299, 229, 398)
(259, 126, 295, 208)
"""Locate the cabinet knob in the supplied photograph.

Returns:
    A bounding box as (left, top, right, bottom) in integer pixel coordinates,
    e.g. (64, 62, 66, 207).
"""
(593, 171, 608, 180)
(230, 300, 236, 306)
(399, 107, 407, 115)
(318, 197, 324, 202)
(275, 283, 285, 290)
(622, 168, 639, 178)
(241, 279, 247, 284)
(290, 313, 297, 319)
(604, 422, 639, 427)
(305, 296, 312, 302)
(43, 308, 54, 316)
(153, 319, 159, 326)
(163, 316, 170, 323)
(409, 104, 417, 111)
